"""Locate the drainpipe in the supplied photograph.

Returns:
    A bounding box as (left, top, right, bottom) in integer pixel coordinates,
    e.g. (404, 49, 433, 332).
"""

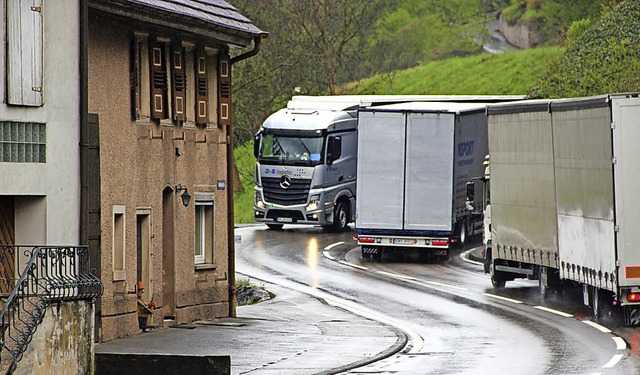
(227, 36, 261, 318)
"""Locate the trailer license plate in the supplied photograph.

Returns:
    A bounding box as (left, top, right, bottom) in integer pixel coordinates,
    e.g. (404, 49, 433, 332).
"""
(276, 217, 293, 223)
(393, 238, 413, 245)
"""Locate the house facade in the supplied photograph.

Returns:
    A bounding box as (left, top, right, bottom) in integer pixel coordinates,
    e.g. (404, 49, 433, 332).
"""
(0, 1, 81, 256)
(85, 0, 265, 342)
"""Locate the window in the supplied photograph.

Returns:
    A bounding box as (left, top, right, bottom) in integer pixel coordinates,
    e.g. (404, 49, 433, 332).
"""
(6, 0, 43, 106)
(113, 206, 126, 281)
(195, 196, 214, 265)
(195, 50, 208, 125)
(172, 45, 186, 122)
(0, 122, 46, 163)
(217, 53, 231, 127)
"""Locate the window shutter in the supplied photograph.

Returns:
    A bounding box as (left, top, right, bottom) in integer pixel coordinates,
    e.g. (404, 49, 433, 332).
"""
(7, 0, 43, 106)
(149, 42, 168, 120)
(130, 38, 142, 120)
(195, 50, 209, 126)
(218, 53, 232, 127)
(171, 46, 186, 123)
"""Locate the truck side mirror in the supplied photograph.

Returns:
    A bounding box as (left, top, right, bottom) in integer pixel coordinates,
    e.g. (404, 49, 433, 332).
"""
(465, 182, 475, 211)
(253, 133, 260, 158)
(326, 136, 342, 165)
(465, 182, 475, 202)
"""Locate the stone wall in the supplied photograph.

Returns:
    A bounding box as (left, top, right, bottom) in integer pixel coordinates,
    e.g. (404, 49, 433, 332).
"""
(498, 14, 543, 49)
(16, 301, 95, 375)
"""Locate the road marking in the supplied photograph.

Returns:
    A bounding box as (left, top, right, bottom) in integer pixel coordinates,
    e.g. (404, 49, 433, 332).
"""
(602, 354, 624, 368)
(483, 293, 523, 304)
(460, 247, 483, 266)
(612, 337, 627, 350)
(582, 320, 612, 333)
(339, 260, 368, 271)
(376, 271, 415, 280)
(322, 251, 335, 260)
(533, 306, 573, 318)
(424, 281, 468, 291)
(324, 242, 344, 251)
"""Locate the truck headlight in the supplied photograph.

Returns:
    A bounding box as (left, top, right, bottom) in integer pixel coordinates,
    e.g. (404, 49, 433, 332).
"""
(255, 194, 265, 209)
(306, 195, 320, 211)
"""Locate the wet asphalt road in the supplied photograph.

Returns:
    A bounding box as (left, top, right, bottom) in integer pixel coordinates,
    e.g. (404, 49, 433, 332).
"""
(235, 225, 640, 374)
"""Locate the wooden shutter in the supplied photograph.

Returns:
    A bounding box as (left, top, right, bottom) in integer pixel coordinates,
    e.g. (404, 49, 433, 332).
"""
(7, 0, 43, 106)
(195, 50, 209, 125)
(130, 38, 142, 120)
(171, 46, 186, 122)
(218, 52, 232, 127)
(150, 42, 168, 120)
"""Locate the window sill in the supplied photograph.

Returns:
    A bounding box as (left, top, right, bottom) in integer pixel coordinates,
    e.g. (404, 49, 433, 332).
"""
(195, 263, 216, 271)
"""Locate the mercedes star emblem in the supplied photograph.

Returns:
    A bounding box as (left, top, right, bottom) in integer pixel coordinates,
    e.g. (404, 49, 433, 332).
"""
(280, 175, 292, 189)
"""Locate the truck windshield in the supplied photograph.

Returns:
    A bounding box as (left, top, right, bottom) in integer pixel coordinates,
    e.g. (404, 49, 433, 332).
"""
(259, 134, 324, 166)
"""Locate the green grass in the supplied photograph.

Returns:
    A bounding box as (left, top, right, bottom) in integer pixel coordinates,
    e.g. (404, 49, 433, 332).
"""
(341, 47, 565, 96)
(233, 47, 566, 223)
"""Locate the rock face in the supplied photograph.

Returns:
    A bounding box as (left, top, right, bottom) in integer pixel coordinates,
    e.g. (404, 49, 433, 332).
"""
(498, 13, 543, 49)
(236, 285, 272, 306)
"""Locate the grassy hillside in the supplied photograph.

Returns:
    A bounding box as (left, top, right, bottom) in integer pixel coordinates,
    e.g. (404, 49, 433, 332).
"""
(341, 47, 565, 95)
(234, 46, 565, 224)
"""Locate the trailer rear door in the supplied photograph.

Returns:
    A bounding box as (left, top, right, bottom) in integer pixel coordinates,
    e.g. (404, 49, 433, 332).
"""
(612, 96, 640, 287)
(404, 112, 455, 231)
(356, 111, 405, 230)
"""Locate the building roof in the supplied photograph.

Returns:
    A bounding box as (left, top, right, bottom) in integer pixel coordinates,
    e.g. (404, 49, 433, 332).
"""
(90, 0, 267, 47)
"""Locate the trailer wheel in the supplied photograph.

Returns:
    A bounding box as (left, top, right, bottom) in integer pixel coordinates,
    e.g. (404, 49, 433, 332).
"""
(332, 201, 349, 232)
(490, 261, 506, 288)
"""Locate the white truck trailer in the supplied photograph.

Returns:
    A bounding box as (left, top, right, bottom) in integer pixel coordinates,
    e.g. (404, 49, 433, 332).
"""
(254, 95, 522, 231)
(482, 94, 640, 325)
(355, 102, 490, 261)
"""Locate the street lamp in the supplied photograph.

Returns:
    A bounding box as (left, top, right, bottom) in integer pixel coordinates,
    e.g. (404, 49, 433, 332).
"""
(175, 184, 191, 207)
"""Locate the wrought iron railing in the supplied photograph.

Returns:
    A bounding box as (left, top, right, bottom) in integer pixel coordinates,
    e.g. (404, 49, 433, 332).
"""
(0, 246, 103, 374)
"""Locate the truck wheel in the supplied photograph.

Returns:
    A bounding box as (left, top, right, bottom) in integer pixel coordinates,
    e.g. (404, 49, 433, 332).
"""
(332, 201, 349, 232)
(458, 220, 468, 246)
(490, 261, 506, 288)
(266, 223, 284, 230)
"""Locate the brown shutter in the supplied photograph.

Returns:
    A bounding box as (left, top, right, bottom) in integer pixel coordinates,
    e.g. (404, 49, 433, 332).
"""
(218, 52, 232, 127)
(195, 50, 209, 126)
(150, 42, 167, 120)
(171, 45, 186, 123)
(130, 38, 141, 120)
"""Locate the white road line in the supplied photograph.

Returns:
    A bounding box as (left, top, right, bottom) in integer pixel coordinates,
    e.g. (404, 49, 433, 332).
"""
(424, 281, 468, 291)
(460, 248, 483, 266)
(324, 241, 344, 251)
(338, 260, 368, 271)
(612, 337, 627, 351)
(376, 271, 415, 280)
(533, 306, 573, 318)
(602, 354, 624, 369)
(582, 320, 612, 333)
(483, 293, 523, 304)
(322, 251, 335, 260)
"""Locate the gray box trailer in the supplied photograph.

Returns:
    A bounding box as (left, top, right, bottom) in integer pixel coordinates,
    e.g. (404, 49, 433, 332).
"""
(484, 94, 640, 325)
(356, 102, 489, 260)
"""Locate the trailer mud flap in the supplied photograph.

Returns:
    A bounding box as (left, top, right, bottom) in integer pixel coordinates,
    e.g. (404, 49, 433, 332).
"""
(432, 249, 448, 257)
(362, 246, 379, 255)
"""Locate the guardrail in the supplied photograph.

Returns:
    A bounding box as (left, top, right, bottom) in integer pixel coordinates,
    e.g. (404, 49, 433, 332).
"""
(0, 246, 103, 374)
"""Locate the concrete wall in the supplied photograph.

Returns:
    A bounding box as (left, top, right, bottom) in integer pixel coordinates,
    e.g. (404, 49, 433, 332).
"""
(498, 14, 543, 49)
(88, 12, 230, 342)
(16, 301, 95, 375)
(0, 2, 81, 246)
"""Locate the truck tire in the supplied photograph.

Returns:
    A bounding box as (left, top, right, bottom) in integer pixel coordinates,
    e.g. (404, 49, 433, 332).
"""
(490, 260, 506, 288)
(332, 201, 349, 232)
(458, 220, 468, 246)
(266, 223, 284, 230)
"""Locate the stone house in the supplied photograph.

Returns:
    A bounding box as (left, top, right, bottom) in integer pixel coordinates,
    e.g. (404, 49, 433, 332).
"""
(84, 0, 266, 342)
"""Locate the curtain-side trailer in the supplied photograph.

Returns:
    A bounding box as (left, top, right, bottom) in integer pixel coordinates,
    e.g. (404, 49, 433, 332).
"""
(355, 102, 489, 261)
(484, 94, 640, 325)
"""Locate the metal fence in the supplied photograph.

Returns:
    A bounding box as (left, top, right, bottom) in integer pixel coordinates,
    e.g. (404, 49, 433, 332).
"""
(0, 245, 103, 374)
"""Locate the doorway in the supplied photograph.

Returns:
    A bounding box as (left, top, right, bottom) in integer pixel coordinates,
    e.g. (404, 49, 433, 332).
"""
(162, 188, 175, 318)
(0, 196, 15, 294)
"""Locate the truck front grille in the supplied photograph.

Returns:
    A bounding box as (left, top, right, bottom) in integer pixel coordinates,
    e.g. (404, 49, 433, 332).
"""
(262, 177, 311, 206)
